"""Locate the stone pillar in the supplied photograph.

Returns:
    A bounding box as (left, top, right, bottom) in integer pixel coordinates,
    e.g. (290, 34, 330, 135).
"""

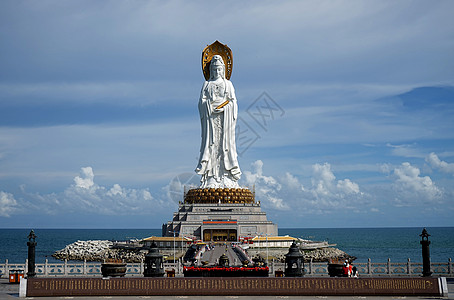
(27, 230, 37, 278)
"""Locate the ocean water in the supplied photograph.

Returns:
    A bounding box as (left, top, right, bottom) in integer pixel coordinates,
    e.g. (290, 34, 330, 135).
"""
(279, 227, 454, 263)
(0, 227, 452, 264)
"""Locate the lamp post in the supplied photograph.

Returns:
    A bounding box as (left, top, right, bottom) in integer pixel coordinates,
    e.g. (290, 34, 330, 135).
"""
(256, 232, 269, 265)
(173, 231, 176, 263)
(27, 230, 37, 278)
(266, 234, 269, 265)
(171, 230, 179, 263)
(180, 235, 183, 257)
(420, 228, 432, 277)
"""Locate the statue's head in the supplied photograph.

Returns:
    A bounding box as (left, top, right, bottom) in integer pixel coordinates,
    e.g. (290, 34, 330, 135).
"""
(209, 55, 225, 80)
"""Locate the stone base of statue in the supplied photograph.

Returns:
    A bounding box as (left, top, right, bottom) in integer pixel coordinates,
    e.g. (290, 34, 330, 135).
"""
(162, 186, 278, 241)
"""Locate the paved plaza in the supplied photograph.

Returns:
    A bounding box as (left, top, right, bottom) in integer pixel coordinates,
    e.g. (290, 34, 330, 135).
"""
(200, 244, 240, 265)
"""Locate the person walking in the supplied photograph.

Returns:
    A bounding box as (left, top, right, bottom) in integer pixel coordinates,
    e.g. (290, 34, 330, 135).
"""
(343, 260, 352, 277)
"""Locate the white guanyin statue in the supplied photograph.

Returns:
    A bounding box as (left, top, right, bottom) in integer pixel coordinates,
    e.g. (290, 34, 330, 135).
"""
(195, 54, 241, 188)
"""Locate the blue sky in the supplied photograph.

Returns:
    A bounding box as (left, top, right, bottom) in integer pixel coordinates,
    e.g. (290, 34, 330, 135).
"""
(1, 1, 453, 229)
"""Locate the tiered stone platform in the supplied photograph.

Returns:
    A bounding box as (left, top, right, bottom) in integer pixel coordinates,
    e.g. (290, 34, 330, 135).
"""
(163, 187, 278, 240)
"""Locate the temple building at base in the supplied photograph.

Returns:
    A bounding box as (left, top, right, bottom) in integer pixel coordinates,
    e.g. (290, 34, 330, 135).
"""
(162, 188, 278, 242)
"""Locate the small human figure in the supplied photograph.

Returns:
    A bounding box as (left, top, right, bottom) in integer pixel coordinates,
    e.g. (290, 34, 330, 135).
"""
(342, 260, 351, 277)
(352, 265, 358, 277)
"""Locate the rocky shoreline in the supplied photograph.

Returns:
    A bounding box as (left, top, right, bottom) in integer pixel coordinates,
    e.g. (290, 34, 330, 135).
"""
(52, 240, 355, 263)
(247, 247, 355, 263)
(52, 240, 145, 263)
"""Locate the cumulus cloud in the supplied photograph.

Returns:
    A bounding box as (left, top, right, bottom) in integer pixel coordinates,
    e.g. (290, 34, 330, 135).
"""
(243, 160, 288, 210)
(337, 179, 360, 194)
(391, 162, 442, 205)
(74, 167, 95, 189)
(312, 163, 361, 199)
(0, 191, 18, 217)
(283, 172, 302, 190)
(60, 167, 164, 215)
(5, 167, 172, 217)
(242, 160, 366, 213)
(426, 152, 454, 175)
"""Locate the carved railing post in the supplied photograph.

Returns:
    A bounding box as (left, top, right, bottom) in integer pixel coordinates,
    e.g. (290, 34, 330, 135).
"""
(309, 258, 313, 275)
(407, 258, 411, 275)
(368, 258, 372, 275)
(140, 259, 144, 275)
(4, 259, 9, 278)
(449, 258, 452, 275)
(44, 259, 48, 276)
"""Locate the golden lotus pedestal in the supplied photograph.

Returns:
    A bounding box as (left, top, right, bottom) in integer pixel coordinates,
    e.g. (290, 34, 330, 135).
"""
(184, 188, 255, 204)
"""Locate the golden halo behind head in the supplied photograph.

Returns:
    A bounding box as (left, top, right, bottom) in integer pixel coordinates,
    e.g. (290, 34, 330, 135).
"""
(202, 41, 233, 80)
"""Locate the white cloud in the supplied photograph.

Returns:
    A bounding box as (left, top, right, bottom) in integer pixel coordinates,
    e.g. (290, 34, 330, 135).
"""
(242, 160, 366, 213)
(283, 172, 302, 190)
(337, 179, 360, 195)
(392, 162, 442, 205)
(7, 167, 172, 217)
(311, 163, 362, 200)
(426, 152, 454, 175)
(386, 143, 425, 158)
(74, 167, 95, 189)
(61, 167, 164, 215)
(243, 160, 288, 210)
(107, 184, 123, 196)
(0, 191, 18, 217)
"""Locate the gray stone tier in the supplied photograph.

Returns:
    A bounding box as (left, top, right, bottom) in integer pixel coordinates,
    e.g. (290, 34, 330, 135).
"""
(162, 202, 278, 242)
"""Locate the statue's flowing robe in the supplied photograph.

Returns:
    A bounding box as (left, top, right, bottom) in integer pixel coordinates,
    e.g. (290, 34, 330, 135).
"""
(196, 79, 241, 187)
